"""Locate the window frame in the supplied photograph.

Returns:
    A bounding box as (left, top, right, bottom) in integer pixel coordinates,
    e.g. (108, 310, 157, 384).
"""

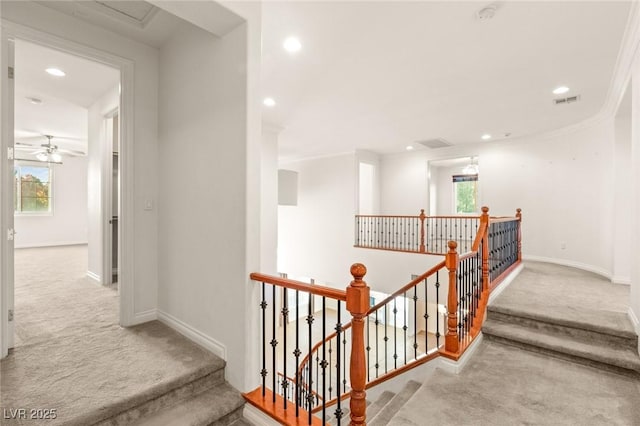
(452, 173, 478, 215)
(14, 161, 54, 216)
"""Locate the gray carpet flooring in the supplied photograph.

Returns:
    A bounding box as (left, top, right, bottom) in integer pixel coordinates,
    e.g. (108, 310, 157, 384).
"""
(391, 339, 640, 425)
(490, 261, 633, 335)
(1, 245, 224, 425)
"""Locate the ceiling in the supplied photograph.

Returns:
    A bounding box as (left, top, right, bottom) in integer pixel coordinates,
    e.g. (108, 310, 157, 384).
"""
(15, 39, 120, 153)
(38, 1, 189, 48)
(261, 1, 632, 162)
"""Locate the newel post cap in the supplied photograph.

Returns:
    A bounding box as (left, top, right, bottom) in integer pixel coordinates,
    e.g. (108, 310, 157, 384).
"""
(350, 263, 367, 282)
(481, 206, 489, 214)
(447, 240, 458, 252)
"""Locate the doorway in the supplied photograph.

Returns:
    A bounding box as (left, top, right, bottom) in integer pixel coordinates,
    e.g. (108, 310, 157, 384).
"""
(1, 24, 133, 357)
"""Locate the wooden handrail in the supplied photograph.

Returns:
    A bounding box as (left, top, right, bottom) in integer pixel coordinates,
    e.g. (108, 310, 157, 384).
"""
(249, 272, 347, 301)
(488, 216, 519, 223)
(297, 259, 447, 380)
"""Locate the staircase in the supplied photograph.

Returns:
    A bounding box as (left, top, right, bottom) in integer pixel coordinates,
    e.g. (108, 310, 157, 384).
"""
(93, 350, 248, 426)
(482, 305, 640, 378)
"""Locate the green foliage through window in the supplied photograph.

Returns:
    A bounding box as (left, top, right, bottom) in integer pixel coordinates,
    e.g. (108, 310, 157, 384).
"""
(14, 164, 52, 213)
(453, 174, 478, 214)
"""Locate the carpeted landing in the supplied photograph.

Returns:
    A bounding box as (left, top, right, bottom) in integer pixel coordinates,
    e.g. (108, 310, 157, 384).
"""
(357, 262, 640, 425)
(385, 340, 640, 425)
(1, 246, 248, 425)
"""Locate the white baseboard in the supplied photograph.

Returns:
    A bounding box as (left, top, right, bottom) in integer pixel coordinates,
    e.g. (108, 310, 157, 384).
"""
(243, 404, 281, 426)
(523, 255, 611, 280)
(132, 309, 157, 324)
(612, 276, 631, 286)
(14, 241, 88, 249)
(440, 333, 484, 374)
(489, 263, 524, 304)
(157, 310, 227, 360)
(86, 271, 101, 283)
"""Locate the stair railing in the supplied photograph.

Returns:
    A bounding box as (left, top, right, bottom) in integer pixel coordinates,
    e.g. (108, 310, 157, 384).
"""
(247, 207, 522, 425)
(354, 210, 481, 255)
(244, 266, 371, 426)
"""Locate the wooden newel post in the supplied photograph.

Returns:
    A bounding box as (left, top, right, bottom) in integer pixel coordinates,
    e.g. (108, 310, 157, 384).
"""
(481, 207, 490, 292)
(444, 241, 459, 354)
(516, 208, 522, 262)
(347, 263, 370, 426)
(419, 209, 426, 253)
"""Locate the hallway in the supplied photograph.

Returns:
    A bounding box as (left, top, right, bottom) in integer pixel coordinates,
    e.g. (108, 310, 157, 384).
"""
(2, 246, 226, 425)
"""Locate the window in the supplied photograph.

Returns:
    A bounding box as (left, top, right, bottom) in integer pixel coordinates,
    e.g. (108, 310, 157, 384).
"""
(14, 163, 53, 214)
(453, 174, 478, 214)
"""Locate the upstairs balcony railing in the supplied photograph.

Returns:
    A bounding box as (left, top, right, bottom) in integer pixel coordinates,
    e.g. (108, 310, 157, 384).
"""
(354, 210, 481, 254)
(245, 207, 522, 426)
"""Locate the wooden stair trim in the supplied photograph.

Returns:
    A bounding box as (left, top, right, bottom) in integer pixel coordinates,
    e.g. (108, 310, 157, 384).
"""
(243, 388, 324, 426)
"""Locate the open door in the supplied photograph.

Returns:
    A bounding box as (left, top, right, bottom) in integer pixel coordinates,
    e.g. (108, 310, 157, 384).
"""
(1, 30, 15, 358)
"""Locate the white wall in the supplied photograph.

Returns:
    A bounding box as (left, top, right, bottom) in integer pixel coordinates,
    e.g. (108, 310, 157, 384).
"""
(14, 156, 88, 248)
(87, 86, 118, 281)
(2, 1, 160, 317)
(278, 153, 443, 296)
(613, 113, 632, 284)
(157, 21, 252, 390)
(380, 120, 617, 278)
(261, 127, 278, 274)
(380, 154, 427, 215)
(630, 64, 640, 333)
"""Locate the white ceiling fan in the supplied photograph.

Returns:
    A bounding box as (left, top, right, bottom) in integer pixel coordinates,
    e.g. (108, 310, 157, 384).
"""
(15, 134, 86, 164)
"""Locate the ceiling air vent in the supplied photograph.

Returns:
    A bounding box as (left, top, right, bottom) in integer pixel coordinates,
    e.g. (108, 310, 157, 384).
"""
(554, 95, 581, 105)
(417, 138, 452, 149)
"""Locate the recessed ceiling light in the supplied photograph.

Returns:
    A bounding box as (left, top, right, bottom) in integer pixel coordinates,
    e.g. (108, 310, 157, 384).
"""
(26, 97, 43, 105)
(283, 37, 302, 53)
(553, 86, 570, 95)
(263, 97, 276, 107)
(481, 134, 492, 140)
(45, 67, 66, 77)
(406, 145, 414, 151)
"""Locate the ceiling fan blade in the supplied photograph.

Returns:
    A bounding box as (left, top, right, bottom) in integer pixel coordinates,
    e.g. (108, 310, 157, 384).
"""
(57, 148, 86, 156)
(14, 136, 45, 145)
(14, 145, 39, 151)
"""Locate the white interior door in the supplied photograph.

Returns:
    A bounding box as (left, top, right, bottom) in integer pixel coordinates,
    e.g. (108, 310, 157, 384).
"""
(1, 31, 15, 357)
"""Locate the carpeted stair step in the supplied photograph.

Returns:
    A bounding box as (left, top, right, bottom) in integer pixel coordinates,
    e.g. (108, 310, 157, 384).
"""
(483, 318, 640, 377)
(130, 382, 245, 426)
(487, 305, 638, 348)
(364, 391, 395, 422)
(90, 355, 226, 426)
(368, 380, 422, 426)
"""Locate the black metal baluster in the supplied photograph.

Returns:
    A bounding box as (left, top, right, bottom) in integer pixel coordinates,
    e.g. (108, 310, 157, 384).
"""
(271, 285, 277, 402)
(413, 285, 418, 359)
(366, 313, 371, 382)
(282, 289, 289, 409)
(403, 291, 407, 365)
(328, 339, 332, 400)
(375, 310, 379, 377)
(335, 301, 343, 425)
(393, 297, 398, 369)
(384, 304, 389, 373)
(307, 298, 314, 422)
(261, 282, 267, 396)
(321, 297, 327, 424)
(435, 270, 441, 347)
(424, 275, 428, 352)
(295, 291, 300, 417)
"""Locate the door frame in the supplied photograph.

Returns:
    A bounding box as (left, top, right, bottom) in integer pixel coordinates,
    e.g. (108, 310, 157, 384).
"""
(0, 21, 136, 357)
(0, 28, 14, 358)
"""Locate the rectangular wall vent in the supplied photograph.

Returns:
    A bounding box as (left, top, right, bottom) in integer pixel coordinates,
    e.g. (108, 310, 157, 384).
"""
(417, 138, 452, 149)
(554, 95, 581, 105)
